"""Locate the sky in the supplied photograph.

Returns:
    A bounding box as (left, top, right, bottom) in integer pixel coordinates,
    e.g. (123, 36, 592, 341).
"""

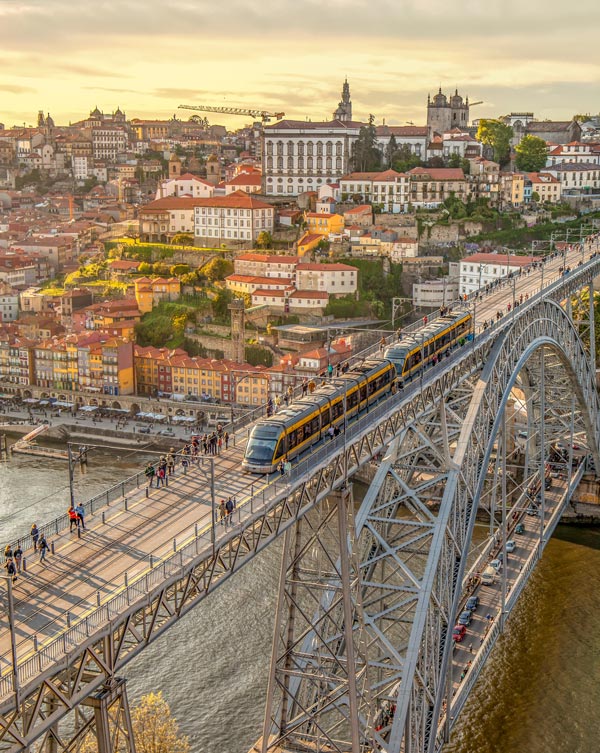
(0, 0, 599, 129)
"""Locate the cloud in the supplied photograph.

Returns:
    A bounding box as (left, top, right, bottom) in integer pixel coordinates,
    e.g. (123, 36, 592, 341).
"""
(0, 84, 36, 94)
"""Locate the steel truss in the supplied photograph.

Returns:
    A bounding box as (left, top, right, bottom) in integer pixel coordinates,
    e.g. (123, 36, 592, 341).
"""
(261, 297, 600, 753)
(2, 261, 600, 753)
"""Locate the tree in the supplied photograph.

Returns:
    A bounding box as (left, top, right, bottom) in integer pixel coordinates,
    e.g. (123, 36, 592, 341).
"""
(514, 135, 548, 172)
(132, 692, 190, 753)
(476, 119, 513, 166)
(171, 233, 195, 246)
(351, 114, 381, 172)
(212, 288, 234, 322)
(531, 190, 541, 203)
(170, 264, 191, 277)
(138, 262, 153, 275)
(256, 231, 273, 249)
(202, 257, 234, 282)
(78, 692, 189, 753)
(384, 134, 398, 167)
(447, 153, 462, 168)
(392, 145, 423, 173)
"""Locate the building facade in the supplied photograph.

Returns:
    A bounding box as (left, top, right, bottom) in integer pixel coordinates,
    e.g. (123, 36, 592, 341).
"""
(193, 191, 275, 244)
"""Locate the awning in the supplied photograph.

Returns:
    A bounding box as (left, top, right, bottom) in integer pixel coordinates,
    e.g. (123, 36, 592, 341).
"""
(172, 415, 195, 423)
(22, 398, 39, 404)
(79, 405, 98, 412)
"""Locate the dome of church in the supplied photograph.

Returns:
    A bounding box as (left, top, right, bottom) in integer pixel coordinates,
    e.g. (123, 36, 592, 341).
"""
(432, 88, 447, 107)
(450, 89, 464, 107)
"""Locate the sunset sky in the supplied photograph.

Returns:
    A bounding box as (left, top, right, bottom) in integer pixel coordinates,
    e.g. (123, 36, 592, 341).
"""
(0, 0, 599, 129)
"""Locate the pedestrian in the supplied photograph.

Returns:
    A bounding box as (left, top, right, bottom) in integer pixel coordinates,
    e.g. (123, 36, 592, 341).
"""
(13, 545, 22, 573)
(217, 436, 222, 454)
(75, 503, 86, 530)
(468, 643, 473, 653)
(328, 425, 335, 440)
(4, 543, 13, 561)
(225, 496, 234, 525)
(31, 523, 39, 550)
(224, 431, 229, 450)
(157, 465, 167, 487)
(145, 462, 155, 488)
(278, 459, 285, 476)
(219, 499, 226, 525)
(166, 450, 175, 476)
(327, 363, 333, 379)
(4, 557, 16, 584)
(68, 506, 79, 532)
(302, 379, 308, 397)
(38, 535, 49, 563)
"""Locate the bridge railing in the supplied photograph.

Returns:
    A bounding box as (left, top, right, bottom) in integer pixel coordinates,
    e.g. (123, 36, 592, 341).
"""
(9, 468, 151, 556)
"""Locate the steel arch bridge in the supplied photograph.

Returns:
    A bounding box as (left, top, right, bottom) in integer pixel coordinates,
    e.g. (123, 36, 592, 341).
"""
(259, 294, 600, 753)
(1, 248, 599, 753)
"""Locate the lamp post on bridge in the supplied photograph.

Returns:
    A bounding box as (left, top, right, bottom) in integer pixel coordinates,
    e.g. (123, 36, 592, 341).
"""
(1, 574, 20, 706)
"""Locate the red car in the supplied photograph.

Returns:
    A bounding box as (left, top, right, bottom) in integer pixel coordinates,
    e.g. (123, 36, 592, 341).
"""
(452, 624, 467, 642)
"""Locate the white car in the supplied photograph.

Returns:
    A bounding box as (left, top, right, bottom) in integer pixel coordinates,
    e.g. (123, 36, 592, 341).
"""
(490, 559, 502, 572)
(506, 540, 516, 553)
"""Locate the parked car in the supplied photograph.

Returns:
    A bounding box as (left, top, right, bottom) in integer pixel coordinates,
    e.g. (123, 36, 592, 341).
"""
(526, 505, 539, 517)
(138, 426, 151, 434)
(506, 540, 516, 553)
(458, 610, 472, 626)
(466, 595, 479, 612)
(515, 522, 525, 534)
(490, 559, 502, 572)
(452, 624, 467, 643)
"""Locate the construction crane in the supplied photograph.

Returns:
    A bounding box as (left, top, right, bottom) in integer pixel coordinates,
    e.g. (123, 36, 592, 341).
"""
(178, 104, 285, 124)
(469, 101, 484, 107)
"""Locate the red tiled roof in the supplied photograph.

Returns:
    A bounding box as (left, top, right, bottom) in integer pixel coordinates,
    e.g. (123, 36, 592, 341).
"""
(409, 167, 465, 180)
(462, 253, 536, 267)
(192, 190, 274, 210)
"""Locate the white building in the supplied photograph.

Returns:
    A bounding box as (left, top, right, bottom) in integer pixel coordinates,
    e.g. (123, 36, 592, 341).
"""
(156, 173, 215, 199)
(339, 169, 410, 213)
(193, 191, 275, 244)
(389, 237, 419, 261)
(546, 142, 600, 167)
(262, 119, 362, 196)
(543, 162, 600, 192)
(0, 283, 19, 321)
(91, 127, 128, 161)
(295, 262, 357, 297)
(375, 125, 430, 160)
(459, 253, 536, 296)
(224, 173, 262, 194)
(139, 197, 202, 236)
(233, 253, 299, 279)
(412, 279, 459, 309)
(72, 155, 90, 181)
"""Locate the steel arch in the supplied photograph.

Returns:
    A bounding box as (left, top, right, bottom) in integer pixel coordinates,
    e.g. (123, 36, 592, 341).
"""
(389, 298, 600, 753)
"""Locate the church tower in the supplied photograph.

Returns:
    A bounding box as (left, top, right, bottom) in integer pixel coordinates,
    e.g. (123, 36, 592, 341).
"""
(333, 78, 352, 122)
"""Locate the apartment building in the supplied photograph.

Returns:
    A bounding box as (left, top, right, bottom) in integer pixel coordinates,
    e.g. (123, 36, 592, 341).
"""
(193, 191, 275, 244)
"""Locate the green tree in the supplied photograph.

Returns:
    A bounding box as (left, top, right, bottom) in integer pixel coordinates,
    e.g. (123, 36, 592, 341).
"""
(170, 264, 191, 277)
(171, 233, 195, 246)
(447, 153, 462, 168)
(138, 262, 153, 275)
(514, 135, 548, 172)
(351, 114, 381, 172)
(202, 257, 234, 282)
(212, 288, 234, 322)
(256, 231, 273, 249)
(531, 190, 541, 203)
(392, 145, 423, 173)
(476, 119, 513, 166)
(384, 134, 398, 167)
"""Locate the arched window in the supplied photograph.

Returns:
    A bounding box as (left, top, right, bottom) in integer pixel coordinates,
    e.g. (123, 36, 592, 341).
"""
(267, 156, 273, 169)
(307, 156, 313, 170)
(277, 157, 283, 169)
(287, 140, 295, 155)
(316, 157, 323, 170)
(336, 141, 343, 156)
(326, 141, 333, 156)
(266, 142, 273, 156)
(298, 141, 305, 156)
(287, 156, 293, 169)
(326, 157, 332, 170)
(316, 141, 323, 156)
(297, 157, 304, 169)
(307, 142, 314, 156)
(336, 157, 342, 170)
(276, 141, 284, 155)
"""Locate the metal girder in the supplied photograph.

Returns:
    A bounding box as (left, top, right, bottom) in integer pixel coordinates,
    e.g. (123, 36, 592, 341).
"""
(3, 254, 600, 753)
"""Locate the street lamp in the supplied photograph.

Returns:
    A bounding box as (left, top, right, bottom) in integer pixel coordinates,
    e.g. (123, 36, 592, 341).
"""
(1, 574, 20, 705)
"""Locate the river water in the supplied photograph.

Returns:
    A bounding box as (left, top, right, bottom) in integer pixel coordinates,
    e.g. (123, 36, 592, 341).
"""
(1, 452, 599, 753)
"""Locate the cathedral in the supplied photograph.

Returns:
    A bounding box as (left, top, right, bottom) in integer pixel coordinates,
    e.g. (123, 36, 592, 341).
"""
(427, 88, 470, 132)
(333, 79, 353, 122)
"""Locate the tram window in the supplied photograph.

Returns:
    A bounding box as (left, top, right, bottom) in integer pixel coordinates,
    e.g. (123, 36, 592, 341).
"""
(348, 391, 358, 409)
(274, 440, 285, 460)
(322, 407, 330, 425)
(359, 384, 367, 401)
(310, 417, 320, 435)
(332, 401, 343, 419)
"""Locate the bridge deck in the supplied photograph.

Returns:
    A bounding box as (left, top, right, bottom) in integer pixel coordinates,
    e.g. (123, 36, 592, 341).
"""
(0, 238, 598, 723)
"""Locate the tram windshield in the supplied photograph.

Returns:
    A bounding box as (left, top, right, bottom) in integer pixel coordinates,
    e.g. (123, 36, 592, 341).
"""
(245, 425, 280, 462)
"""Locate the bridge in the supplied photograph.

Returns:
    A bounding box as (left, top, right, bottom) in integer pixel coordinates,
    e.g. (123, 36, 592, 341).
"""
(1, 237, 600, 753)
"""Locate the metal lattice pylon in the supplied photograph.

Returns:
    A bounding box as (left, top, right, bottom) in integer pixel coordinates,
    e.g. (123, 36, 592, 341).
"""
(261, 486, 373, 753)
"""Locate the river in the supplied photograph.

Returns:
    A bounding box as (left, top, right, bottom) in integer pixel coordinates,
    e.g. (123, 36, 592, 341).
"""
(1, 452, 599, 753)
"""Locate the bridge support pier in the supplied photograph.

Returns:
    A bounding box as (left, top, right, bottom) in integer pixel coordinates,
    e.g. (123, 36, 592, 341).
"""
(83, 678, 136, 753)
(261, 484, 371, 753)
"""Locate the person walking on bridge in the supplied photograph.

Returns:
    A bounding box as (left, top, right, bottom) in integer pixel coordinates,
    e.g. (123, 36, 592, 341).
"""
(13, 545, 22, 573)
(144, 462, 155, 488)
(75, 503, 86, 530)
(4, 557, 16, 584)
(68, 506, 79, 533)
(38, 535, 49, 564)
(31, 523, 39, 550)
(167, 450, 175, 476)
